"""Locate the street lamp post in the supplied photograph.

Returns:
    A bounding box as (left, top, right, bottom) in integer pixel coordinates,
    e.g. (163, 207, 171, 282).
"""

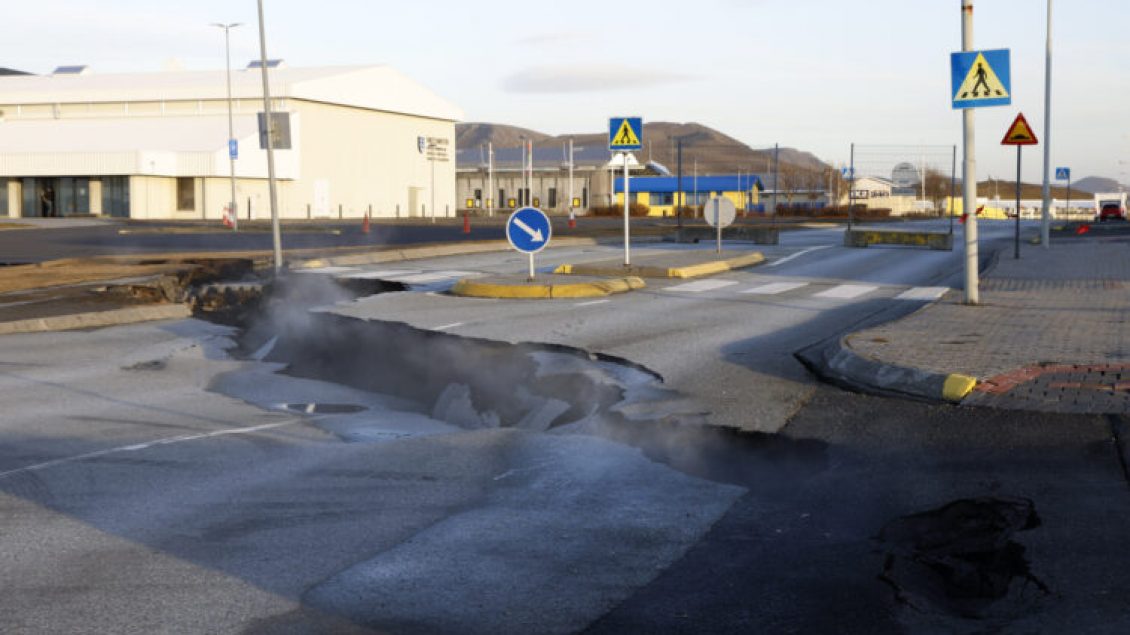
(255, 0, 282, 272)
(211, 22, 241, 232)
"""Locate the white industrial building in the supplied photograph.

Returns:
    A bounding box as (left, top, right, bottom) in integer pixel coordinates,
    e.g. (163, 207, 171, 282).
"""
(0, 64, 461, 220)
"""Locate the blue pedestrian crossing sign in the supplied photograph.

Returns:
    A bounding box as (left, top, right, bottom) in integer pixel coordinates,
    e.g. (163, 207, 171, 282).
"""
(609, 117, 643, 151)
(506, 207, 552, 254)
(1055, 167, 1070, 181)
(951, 49, 1011, 109)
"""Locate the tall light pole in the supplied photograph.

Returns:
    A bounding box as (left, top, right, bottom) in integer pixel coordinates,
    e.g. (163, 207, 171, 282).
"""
(255, 0, 282, 272)
(961, 0, 979, 304)
(1040, 0, 1053, 249)
(211, 22, 241, 232)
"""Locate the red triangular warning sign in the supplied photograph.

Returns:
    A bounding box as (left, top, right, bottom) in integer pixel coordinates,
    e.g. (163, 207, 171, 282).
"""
(1001, 113, 1038, 146)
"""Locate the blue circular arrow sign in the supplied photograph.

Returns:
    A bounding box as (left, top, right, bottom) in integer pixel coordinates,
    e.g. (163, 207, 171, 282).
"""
(506, 207, 552, 254)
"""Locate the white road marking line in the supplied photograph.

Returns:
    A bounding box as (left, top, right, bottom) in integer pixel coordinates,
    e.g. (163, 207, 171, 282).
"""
(575, 299, 610, 307)
(740, 282, 809, 295)
(389, 272, 460, 284)
(434, 322, 464, 331)
(768, 245, 832, 267)
(895, 286, 949, 301)
(0, 420, 300, 481)
(814, 284, 879, 299)
(339, 269, 419, 279)
(665, 279, 740, 293)
(295, 266, 361, 274)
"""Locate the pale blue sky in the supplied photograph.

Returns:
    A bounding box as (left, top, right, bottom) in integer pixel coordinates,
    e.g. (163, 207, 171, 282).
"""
(7, 1, 1129, 182)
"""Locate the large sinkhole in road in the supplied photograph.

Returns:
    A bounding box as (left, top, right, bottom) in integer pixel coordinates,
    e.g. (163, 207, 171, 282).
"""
(226, 274, 828, 486)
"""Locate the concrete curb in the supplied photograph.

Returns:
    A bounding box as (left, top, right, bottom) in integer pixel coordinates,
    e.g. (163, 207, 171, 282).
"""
(0, 303, 193, 335)
(795, 335, 977, 404)
(554, 251, 765, 279)
(450, 276, 646, 299)
(295, 237, 601, 269)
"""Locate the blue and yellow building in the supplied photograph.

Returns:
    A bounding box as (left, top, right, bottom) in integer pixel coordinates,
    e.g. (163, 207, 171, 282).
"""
(614, 175, 765, 217)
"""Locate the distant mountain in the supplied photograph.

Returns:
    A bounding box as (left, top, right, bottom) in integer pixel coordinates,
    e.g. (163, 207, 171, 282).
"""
(1072, 176, 1126, 194)
(977, 180, 1075, 199)
(456, 124, 551, 151)
(455, 121, 828, 175)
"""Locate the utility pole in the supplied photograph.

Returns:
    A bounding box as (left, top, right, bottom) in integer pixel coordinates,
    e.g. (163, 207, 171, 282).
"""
(568, 138, 574, 218)
(961, 0, 980, 304)
(211, 22, 241, 232)
(1040, 0, 1053, 248)
(676, 139, 683, 229)
(255, 0, 282, 272)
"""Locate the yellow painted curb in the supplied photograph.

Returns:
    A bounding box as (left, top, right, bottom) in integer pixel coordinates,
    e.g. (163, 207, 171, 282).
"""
(942, 373, 978, 402)
(557, 252, 765, 279)
(450, 276, 645, 299)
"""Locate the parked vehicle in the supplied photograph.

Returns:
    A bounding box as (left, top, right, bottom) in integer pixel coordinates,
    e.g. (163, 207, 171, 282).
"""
(1094, 192, 1127, 221)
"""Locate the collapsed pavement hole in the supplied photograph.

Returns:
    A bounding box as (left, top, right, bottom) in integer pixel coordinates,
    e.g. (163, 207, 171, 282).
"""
(876, 496, 1049, 619)
(284, 403, 367, 415)
(208, 273, 830, 486)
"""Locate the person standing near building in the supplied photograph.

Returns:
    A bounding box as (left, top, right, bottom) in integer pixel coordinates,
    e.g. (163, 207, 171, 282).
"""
(44, 186, 55, 217)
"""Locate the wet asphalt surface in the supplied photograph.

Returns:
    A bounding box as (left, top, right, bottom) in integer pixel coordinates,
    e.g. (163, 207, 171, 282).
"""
(587, 387, 1130, 633)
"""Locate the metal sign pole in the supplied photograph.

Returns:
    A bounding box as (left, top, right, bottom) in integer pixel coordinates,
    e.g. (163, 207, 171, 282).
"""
(1040, 0, 1053, 249)
(715, 198, 722, 254)
(528, 252, 535, 281)
(961, 0, 980, 304)
(1015, 145, 1021, 259)
(623, 156, 631, 267)
(1067, 174, 1071, 216)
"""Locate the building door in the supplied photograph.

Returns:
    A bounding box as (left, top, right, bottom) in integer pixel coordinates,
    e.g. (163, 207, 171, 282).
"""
(21, 177, 56, 217)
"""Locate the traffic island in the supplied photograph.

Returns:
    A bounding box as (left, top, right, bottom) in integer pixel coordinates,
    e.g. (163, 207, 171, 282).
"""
(844, 228, 954, 250)
(450, 275, 645, 299)
(554, 250, 765, 279)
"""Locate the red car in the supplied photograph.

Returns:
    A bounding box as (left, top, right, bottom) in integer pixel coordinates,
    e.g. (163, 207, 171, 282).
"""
(1098, 203, 1126, 221)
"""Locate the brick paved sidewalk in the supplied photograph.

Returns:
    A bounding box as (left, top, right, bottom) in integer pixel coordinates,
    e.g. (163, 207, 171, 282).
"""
(847, 237, 1130, 413)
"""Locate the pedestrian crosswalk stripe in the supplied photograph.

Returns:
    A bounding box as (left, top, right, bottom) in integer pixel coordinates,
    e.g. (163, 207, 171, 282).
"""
(895, 287, 949, 301)
(740, 282, 809, 295)
(665, 279, 740, 293)
(814, 284, 878, 299)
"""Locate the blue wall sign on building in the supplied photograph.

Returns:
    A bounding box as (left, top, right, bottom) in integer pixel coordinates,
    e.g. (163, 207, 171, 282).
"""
(506, 207, 552, 254)
(608, 117, 643, 151)
(951, 49, 1011, 109)
(228, 139, 238, 160)
(1055, 167, 1070, 181)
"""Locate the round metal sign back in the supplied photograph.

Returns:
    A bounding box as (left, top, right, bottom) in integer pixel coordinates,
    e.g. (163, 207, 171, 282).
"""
(703, 196, 736, 228)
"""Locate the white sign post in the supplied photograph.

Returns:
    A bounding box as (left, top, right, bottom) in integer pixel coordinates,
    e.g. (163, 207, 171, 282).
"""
(703, 196, 736, 254)
(609, 117, 643, 268)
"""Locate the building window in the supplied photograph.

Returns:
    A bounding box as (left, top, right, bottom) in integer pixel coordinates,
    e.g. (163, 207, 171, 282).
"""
(649, 192, 674, 206)
(548, 188, 557, 208)
(582, 187, 588, 208)
(101, 177, 131, 217)
(176, 177, 195, 211)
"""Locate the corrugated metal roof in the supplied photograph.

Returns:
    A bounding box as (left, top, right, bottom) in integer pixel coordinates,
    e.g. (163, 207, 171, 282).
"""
(0, 65, 463, 122)
(614, 175, 765, 193)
